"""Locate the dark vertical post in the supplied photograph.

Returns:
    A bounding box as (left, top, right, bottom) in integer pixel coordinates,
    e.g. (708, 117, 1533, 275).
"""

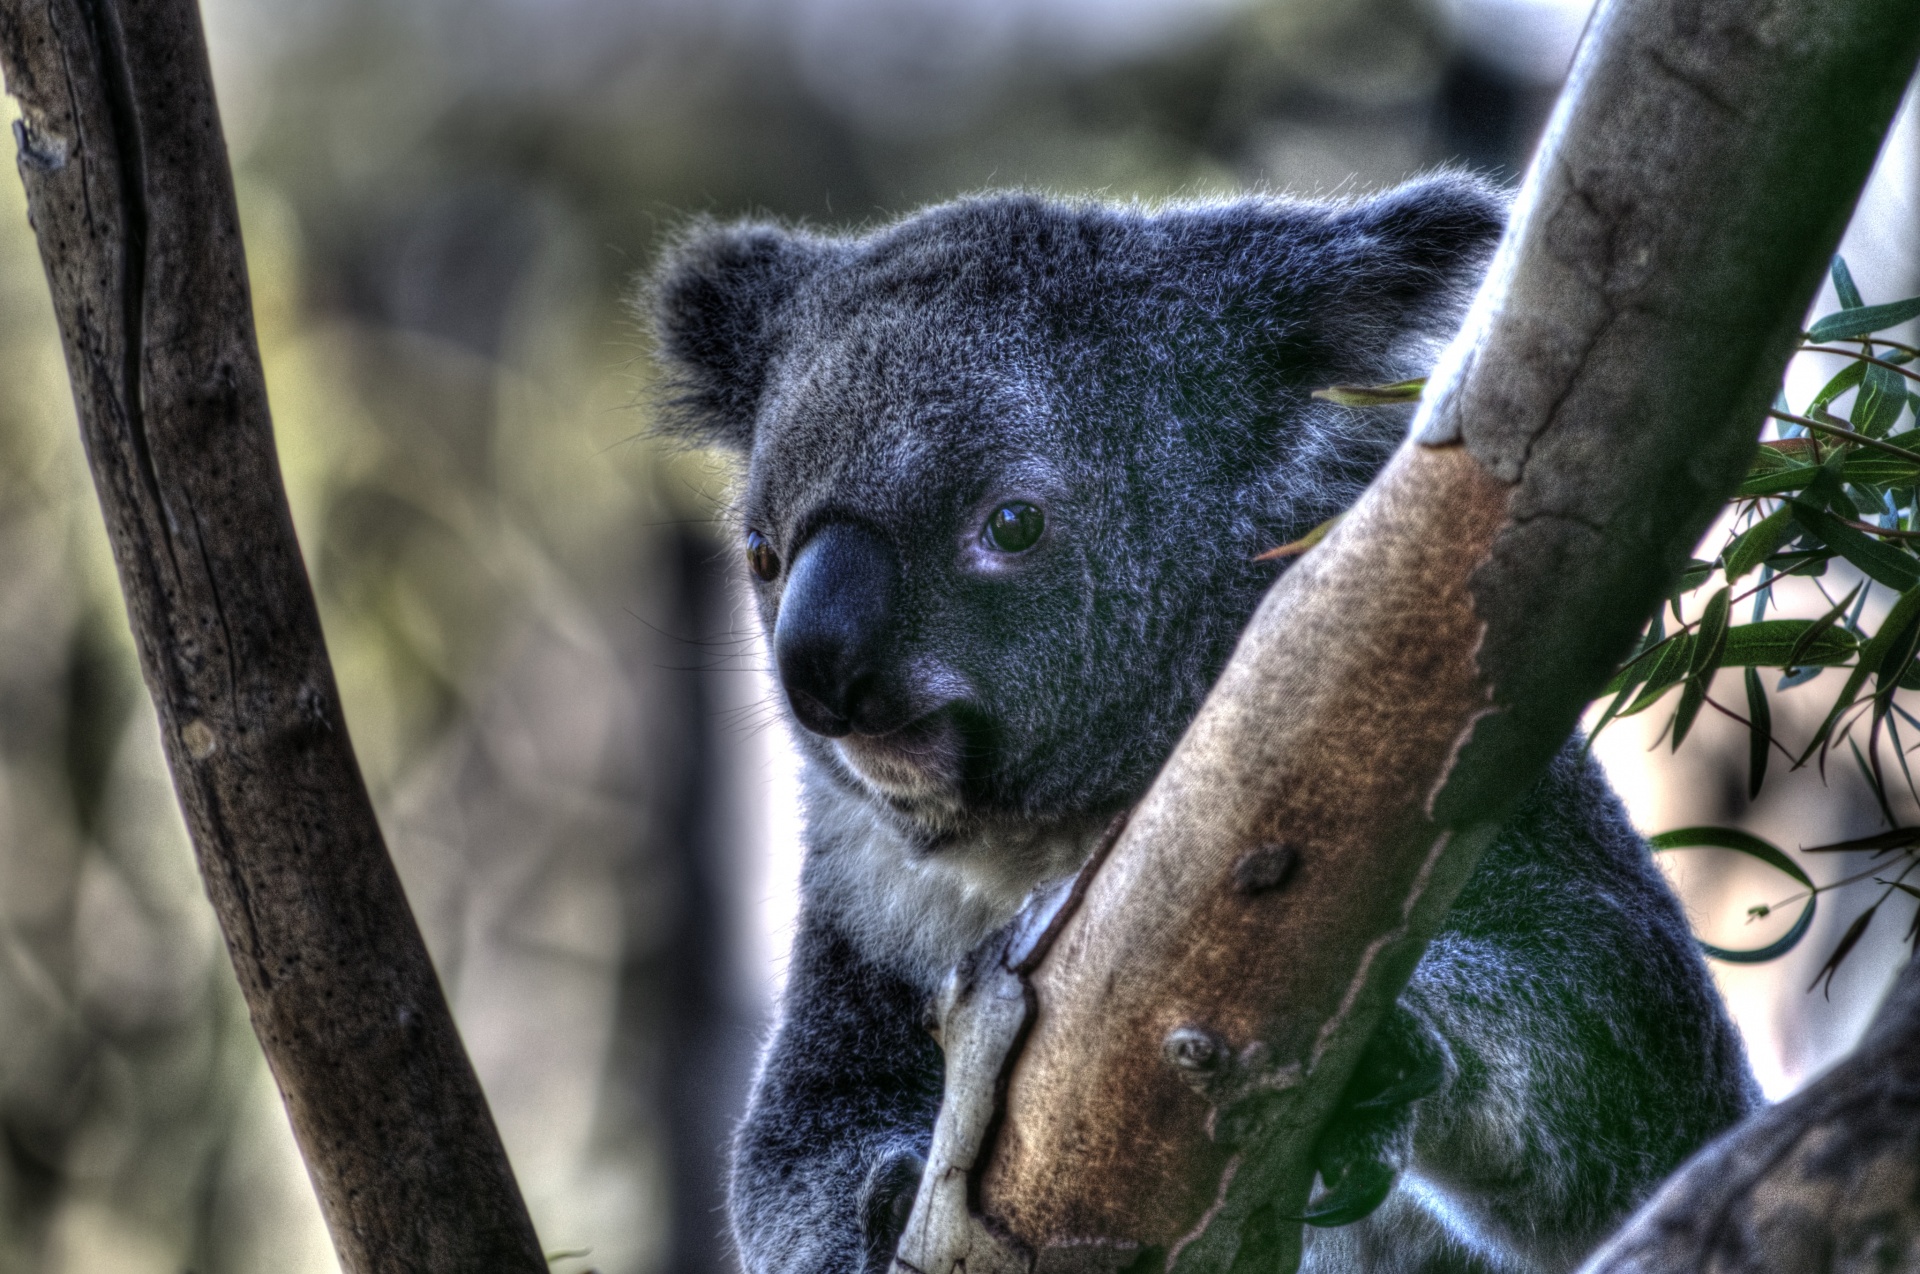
(0, 1, 546, 1269)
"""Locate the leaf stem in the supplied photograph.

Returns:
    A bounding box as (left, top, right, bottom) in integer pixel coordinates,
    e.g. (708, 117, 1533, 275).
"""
(1759, 854, 1914, 915)
(1835, 335, 1920, 360)
(1838, 515, 1920, 541)
(1702, 693, 1798, 761)
(1768, 409, 1920, 464)
(1800, 345, 1920, 384)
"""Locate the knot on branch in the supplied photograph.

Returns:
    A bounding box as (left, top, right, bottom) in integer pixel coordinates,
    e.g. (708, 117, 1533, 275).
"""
(1160, 1029, 1305, 1145)
(11, 119, 69, 173)
(1230, 843, 1300, 895)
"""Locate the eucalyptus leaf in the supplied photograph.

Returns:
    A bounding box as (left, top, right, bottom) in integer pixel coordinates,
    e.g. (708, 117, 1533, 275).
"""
(1689, 589, 1731, 677)
(1649, 827, 1816, 963)
(1808, 358, 1866, 414)
(1310, 379, 1426, 406)
(1737, 464, 1821, 498)
(1724, 508, 1793, 581)
(1790, 503, 1920, 591)
(1804, 826, 1920, 854)
(1671, 679, 1708, 750)
(1804, 451, 1860, 517)
(1873, 606, 1920, 699)
(1755, 438, 1819, 469)
(1745, 666, 1770, 799)
(1600, 620, 1856, 696)
(1771, 548, 1832, 576)
(1296, 1160, 1397, 1227)
(1736, 617, 1858, 668)
(1668, 589, 1730, 752)
(1809, 297, 1920, 342)
(1855, 362, 1907, 437)
(1801, 583, 1920, 764)
(1785, 584, 1863, 670)
(1833, 255, 1866, 310)
(1810, 904, 1879, 996)
(1841, 454, 1920, 489)
(1619, 637, 1694, 716)
(1673, 558, 1714, 597)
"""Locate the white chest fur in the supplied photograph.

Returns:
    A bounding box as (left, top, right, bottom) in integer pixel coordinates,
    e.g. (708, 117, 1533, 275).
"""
(798, 766, 1104, 990)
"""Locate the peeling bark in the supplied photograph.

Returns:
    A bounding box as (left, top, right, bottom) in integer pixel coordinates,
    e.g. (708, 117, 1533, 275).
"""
(893, 1, 1920, 1272)
(0, 1, 545, 1270)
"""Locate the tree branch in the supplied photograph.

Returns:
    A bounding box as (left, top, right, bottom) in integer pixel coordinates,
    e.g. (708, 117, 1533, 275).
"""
(1582, 950, 1920, 1272)
(0, 1, 546, 1269)
(892, 2, 1920, 1272)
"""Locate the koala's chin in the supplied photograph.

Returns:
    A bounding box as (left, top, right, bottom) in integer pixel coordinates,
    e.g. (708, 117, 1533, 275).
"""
(830, 713, 969, 825)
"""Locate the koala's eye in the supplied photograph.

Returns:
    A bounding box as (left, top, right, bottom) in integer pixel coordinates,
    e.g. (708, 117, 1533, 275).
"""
(984, 503, 1044, 554)
(745, 529, 781, 581)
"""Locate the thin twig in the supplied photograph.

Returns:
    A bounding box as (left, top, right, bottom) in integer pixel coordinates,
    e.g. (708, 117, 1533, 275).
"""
(1769, 409, 1920, 464)
(1702, 694, 1799, 761)
(1801, 345, 1920, 385)
(1839, 516, 1920, 540)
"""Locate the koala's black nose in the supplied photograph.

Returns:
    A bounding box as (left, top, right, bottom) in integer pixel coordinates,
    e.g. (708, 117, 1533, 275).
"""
(774, 522, 898, 738)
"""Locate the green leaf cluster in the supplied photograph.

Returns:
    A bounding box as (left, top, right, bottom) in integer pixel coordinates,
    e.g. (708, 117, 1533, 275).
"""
(1589, 256, 1920, 973)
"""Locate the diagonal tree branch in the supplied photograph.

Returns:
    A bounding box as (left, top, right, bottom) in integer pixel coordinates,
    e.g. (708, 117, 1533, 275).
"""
(0, 1, 546, 1269)
(893, 2, 1920, 1273)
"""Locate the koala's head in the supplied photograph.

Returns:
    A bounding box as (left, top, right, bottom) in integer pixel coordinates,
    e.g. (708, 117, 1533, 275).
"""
(649, 177, 1502, 840)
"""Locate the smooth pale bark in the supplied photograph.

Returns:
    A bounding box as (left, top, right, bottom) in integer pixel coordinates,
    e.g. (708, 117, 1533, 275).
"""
(0, 1, 544, 1270)
(892, 3, 1920, 1274)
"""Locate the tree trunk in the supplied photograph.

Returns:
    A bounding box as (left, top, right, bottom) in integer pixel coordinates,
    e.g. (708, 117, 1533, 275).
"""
(1582, 950, 1920, 1272)
(892, 3, 1920, 1274)
(0, 1, 545, 1270)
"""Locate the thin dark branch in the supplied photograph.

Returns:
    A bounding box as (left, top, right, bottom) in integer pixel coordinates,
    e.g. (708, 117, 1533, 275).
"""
(1769, 409, 1920, 464)
(0, 1, 545, 1269)
(1800, 345, 1920, 384)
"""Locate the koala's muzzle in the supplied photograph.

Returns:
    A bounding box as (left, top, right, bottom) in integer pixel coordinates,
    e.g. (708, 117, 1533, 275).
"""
(775, 522, 902, 738)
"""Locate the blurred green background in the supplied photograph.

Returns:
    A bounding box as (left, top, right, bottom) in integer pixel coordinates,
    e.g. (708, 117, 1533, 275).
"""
(0, 0, 1913, 1270)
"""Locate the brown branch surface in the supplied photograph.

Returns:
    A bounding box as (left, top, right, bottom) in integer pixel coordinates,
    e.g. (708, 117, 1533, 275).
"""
(892, 1, 1920, 1273)
(0, 1, 546, 1270)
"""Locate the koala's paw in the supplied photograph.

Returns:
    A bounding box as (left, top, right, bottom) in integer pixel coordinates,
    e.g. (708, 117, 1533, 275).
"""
(860, 1146, 927, 1273)
(1304, 1004, 1452, 1228)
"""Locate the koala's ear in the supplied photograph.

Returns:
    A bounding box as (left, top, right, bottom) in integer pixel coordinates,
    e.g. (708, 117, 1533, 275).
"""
(1349, 174, 1506, 277)
(647, 221, 827, 453)
(1333, 174, 1507, 336)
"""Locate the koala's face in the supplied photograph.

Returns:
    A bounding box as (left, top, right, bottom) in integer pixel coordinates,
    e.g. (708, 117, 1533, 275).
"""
(650, 182, 1501, 836)
(734, 301, 1124, 831)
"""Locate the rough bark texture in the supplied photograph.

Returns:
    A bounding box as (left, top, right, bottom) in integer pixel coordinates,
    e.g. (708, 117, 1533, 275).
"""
(892, 2, 1920, 1273)
(0, 2, 546, 1270)
(1581, 952, 1920, 1273)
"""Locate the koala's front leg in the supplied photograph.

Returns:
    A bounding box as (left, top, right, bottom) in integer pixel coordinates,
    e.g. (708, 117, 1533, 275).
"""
(729, 914, 943, 1274)
(1309, 1001, 1454, 1225)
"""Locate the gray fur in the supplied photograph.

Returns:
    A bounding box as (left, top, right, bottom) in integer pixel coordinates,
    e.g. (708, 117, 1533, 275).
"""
(647, 177, 1759, 1274)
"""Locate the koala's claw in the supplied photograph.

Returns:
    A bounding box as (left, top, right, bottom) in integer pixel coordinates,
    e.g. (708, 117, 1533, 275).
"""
(1297, 1159, 1397, 1228)
(1349, 1049, 1447, 1113)
(861, 1147, 927, 1272)
(1309, 1004, 1451, 1223)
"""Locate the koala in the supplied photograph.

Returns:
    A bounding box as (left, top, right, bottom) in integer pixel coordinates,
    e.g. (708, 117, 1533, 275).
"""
(647, 175, 1759, 1274)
